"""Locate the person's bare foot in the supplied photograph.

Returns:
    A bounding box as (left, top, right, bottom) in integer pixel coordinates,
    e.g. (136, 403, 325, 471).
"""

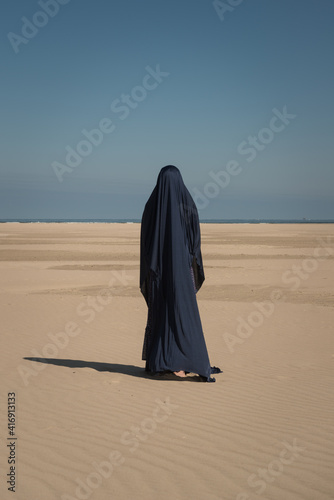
(173, 370, 187, 377)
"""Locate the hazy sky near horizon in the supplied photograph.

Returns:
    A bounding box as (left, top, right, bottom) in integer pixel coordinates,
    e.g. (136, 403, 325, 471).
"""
(1, 0, 333, 220)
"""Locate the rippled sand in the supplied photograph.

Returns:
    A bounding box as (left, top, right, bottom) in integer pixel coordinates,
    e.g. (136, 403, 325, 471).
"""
(0, 222, 333, 500)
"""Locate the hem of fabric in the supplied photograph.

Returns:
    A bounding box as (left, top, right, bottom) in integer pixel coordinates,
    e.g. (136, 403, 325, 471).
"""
(145, 366, 222, 383)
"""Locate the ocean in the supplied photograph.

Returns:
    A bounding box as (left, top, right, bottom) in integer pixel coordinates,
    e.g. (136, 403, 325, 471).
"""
(1, 219, 334, 224)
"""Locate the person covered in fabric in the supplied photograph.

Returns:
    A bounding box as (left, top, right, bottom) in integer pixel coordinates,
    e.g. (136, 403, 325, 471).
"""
(140, 165, 222, 382)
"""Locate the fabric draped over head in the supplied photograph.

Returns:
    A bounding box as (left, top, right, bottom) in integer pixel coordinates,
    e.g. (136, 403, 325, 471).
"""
(139, 165, 219, 382)
(140, 165, 205, 304)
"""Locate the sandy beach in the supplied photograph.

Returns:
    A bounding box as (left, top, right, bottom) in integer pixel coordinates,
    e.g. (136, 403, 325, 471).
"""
(0, 222, 333, 500)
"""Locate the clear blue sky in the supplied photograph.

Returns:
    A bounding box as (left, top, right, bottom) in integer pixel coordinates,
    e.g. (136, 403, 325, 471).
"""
(1, 0, 333, 220)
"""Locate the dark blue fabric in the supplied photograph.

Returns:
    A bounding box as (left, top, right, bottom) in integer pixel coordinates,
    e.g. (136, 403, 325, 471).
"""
(140, 166, 221, 382)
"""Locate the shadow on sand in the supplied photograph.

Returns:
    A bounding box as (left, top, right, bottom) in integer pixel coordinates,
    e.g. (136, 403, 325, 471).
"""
(23, 357, 204, 381)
